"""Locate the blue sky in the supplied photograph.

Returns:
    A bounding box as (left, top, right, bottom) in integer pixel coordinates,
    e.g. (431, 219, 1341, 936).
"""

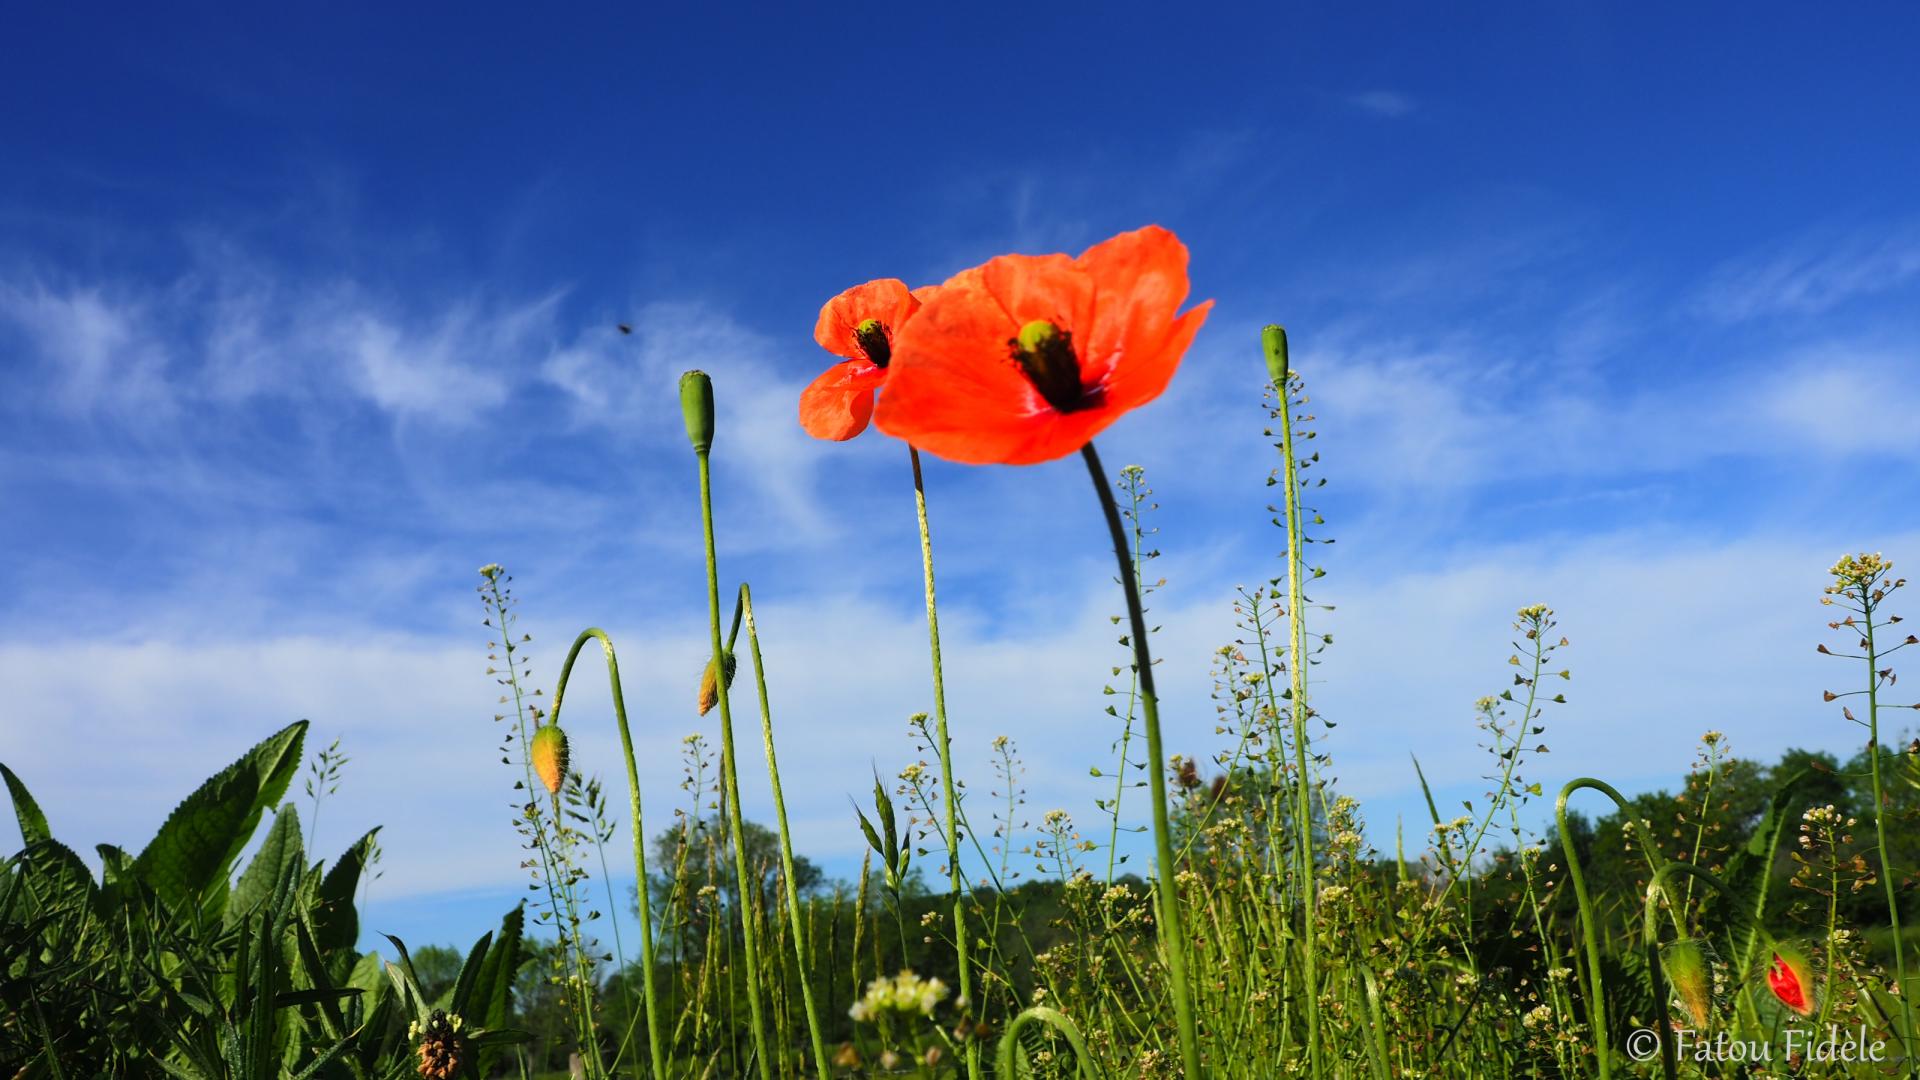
(4, 5, 1919, 952)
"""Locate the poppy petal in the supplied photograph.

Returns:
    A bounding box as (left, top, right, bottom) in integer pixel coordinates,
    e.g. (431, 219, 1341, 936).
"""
(975, 253, 1095, 340)
(800, 359, 886, 441)
(1101, 300, 1212, 414)
(814, 279, 920, 361)
(1076, 225, 1194, 389)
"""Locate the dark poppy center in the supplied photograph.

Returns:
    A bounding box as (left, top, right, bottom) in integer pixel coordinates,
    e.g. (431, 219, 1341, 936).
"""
(1009, 319, 1085, 412)
(853, 318, 891, 368)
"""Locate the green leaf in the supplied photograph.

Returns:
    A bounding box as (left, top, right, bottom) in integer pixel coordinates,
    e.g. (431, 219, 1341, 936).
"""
(132, 720, 307, 912)
(19, 837, 96, 914)
(229, 803, 303, 927)
(465, 903, 524, 1030)
(312, 827, 380, 952)
(448, 930, 493, 1015)
(1721, 768, 1808, 970)
(0, 762, 50, 845)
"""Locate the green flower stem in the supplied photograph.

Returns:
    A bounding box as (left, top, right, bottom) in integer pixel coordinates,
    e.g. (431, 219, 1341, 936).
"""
(1556, 777, 1676, 1080)
(1861, 603, 1918, 1074)
(1081, 440, 1202, 1079)
(1641, 863, 1737, 1080)
(694, 447, 774, 1080)
(996, 1006, 1101, 1080)
(908, 444, 981, 1080)
(549, 628, 666, 1080)
(736, 584, 833, 1079)
(1265, 326, 1322, 1080)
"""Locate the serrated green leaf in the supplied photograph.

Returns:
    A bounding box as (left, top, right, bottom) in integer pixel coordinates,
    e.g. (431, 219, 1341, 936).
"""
(312, 827, 379, 952)
(0, 762, 50, 845)
(229, 803, 303, 928)
(132, 720, 307, 913)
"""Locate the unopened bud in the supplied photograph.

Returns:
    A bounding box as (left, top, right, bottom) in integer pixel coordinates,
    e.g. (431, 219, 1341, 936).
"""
(1764, 942, 1816, 1017)
(531, 723, 569, 796)
(679, 369, 715, 454)
(1262, 325, 1289, 389)
(698, 652, 738, 716)
(1660, 938, 1713, 1027)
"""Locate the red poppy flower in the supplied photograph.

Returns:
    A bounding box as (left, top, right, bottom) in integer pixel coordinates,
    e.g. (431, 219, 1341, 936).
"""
(799, 279, 922, 441)
(872, 225, 1211, 465)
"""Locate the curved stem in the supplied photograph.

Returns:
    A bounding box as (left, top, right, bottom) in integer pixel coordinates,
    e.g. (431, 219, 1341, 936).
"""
(695, 450, 773, 1080)
(1081, 441, 1202, 1078)
(908, 445, 980, 1080)
(1557, 777, 1676, 1080)
(550, 628, 666, 1080)
(737, 585, 833, 1078)
(996, 1006, 1103, 1080)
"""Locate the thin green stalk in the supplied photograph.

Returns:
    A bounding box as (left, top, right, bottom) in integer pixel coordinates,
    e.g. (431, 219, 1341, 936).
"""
(907, 444, 981, 1080)
(1265, 326, 1321, 1080)
(1862, 605, 1918, 1072)
(1080, 440, 1202, 1078)
(1556, 777, 1676, 1080)
(683, 370, 775, 1080)
(737, 584, 833, 1078)
(549, 628, 666, 1080)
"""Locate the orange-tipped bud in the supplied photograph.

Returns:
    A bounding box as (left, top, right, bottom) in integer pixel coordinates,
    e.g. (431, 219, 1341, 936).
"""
(1660, 939, 1714, 1028)
(698, 652, 737, 716)
(530, 723, 569, 796)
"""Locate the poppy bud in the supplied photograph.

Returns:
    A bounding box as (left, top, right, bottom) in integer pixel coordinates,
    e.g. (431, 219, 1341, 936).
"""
(530, 723, 569, 796)
(1660, 938, 1714, 1027)
(698, 652, 737, 716)
(679, 369, 715, 454)
(1763, 942, 1816, 1017)
(1262, 325, 1290, 389)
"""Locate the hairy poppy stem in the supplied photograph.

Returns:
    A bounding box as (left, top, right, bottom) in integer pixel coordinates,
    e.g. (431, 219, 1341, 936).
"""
(1081, 440, 1203, 1078)
(548, 629, 666, 1080)
(1557, 777, 1680, 1080)
(1265, 326, 1322, 1080)
(736, 584, 833, 1079)
(683, 370, 775, 1080)
(908, 445, 981, 1080)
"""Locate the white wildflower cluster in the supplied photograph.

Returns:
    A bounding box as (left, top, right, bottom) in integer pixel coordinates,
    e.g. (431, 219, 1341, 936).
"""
(1521, 1004, 1554, 1029)
(899, 762, 926, 783)
(407, 1013, 463, 1039)
(848, 969, 950, 1022)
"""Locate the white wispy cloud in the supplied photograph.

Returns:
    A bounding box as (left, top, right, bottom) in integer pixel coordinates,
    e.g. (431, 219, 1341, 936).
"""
(1696, 221, 1920, 323)
(1348, 90, 1416, 118)
(0, 282, 178, 423)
